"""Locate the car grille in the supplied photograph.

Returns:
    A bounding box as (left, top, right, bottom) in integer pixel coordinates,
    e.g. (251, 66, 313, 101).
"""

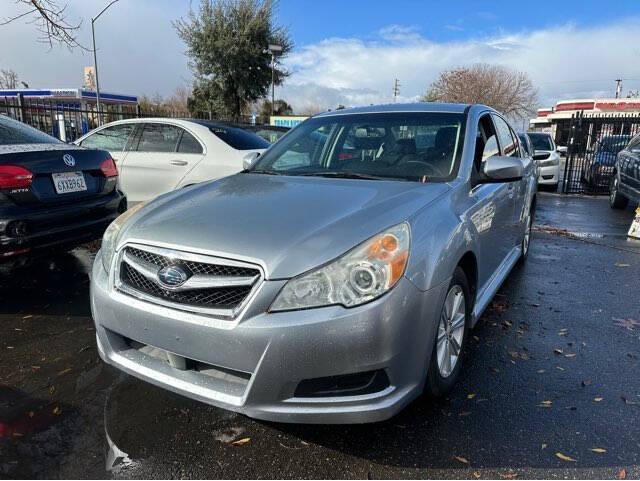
(117, 245, 261, 316)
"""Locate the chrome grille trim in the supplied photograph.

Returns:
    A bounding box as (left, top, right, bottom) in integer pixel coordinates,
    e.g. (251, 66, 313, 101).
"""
(114, 243, 263, 318)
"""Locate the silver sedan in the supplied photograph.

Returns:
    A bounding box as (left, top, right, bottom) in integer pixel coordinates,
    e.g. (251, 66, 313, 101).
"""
(90, 103, 537, 424)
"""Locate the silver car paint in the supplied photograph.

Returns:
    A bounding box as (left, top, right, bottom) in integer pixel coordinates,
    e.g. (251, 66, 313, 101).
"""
(90, 103, 537, 423)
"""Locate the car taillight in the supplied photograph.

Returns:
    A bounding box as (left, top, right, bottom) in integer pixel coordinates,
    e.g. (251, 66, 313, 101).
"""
(0, 165, 33, 189)
(99, 157, 118, 178)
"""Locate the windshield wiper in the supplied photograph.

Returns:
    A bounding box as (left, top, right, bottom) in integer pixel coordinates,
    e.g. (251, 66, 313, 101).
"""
(242, 169, 284, 175)
(295, 171, 405, 181)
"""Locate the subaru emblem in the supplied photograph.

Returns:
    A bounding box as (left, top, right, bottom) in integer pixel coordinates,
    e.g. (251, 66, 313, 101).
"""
(63, 154, 75, 167)
(157, 264, 189, 288)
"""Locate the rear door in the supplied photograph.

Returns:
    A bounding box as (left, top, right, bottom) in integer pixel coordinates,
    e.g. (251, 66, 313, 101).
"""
(118, 122, 204, 203)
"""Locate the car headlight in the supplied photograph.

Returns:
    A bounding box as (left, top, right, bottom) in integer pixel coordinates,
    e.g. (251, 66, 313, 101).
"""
(271, 223, 410, 311)
(101, 202, 147, 272)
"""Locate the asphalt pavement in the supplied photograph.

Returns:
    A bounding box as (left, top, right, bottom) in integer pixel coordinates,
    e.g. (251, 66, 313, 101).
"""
(1, 193, 639, 479)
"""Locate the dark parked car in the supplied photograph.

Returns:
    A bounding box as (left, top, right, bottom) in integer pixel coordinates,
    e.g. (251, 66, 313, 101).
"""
(585, 134, 631, 188)
(0, 115, 126, 263)
(610, 133, 640, 209)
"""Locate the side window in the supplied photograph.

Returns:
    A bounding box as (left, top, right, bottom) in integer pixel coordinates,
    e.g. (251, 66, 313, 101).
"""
(177, 130, 203, 154)
(492, 115, 518, 157)
(474, 115, 500, 173)
(81, 124, 135, 151)
(136, 123, 182, 153)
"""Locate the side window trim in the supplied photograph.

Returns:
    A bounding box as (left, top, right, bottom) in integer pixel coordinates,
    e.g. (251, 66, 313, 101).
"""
(176, 127, 205, 154)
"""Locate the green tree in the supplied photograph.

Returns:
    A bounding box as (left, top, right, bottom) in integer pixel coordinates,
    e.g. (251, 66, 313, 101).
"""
(258, 98, 293, 121)
(174, 0, 293, 121)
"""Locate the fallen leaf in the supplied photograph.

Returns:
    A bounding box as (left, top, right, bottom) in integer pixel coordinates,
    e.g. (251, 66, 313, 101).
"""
(57, 368, 72, 376)
(556, 366, 565, 371)
(617, 469, 626, 479)
(500, 472, 518, 479)
(459, 411, 472, 417)
(473, 472, 481, 479)
(540, 400, 553, 405)
(564, 353, 577, 358)
(555, 452, 577, 462)
(454, 455, 469, 464)
(541, 443, 548, 449)
(594, 397, 603, 402)
(581, 379, 592, 387)
(231, 437, 251, 446)
(22, 315, 32, 319)
(537, 369, 546, 374)
(52, 406, 61, 415)
(590, 448, 606, 453)
(615, 263, 630, 267)
(467, 393, 476, 400)
(554, 348, 564, 355)
(621, 395, 638, 405)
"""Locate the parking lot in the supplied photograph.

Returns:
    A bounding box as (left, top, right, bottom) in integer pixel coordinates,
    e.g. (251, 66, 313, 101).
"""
(0, 192, 638, 479)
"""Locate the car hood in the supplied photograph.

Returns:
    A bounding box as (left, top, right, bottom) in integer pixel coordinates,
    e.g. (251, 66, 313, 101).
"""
(122, 173, 450, 279)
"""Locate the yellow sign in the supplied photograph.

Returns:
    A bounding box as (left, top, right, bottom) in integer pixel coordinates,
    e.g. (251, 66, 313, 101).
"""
(83, 66, 96, 91)
(629, 207, 640, 239)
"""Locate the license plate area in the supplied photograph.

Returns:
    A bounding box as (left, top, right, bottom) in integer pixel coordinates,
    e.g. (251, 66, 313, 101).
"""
(52, 172, 87, 194)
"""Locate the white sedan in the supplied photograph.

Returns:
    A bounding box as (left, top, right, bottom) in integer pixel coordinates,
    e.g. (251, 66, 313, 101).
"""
(74, 118, 269, 204)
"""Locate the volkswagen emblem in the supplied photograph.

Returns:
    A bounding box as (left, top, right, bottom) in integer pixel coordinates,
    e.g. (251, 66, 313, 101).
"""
(63, 154, 75, 167)
(157, 264, 190, 288)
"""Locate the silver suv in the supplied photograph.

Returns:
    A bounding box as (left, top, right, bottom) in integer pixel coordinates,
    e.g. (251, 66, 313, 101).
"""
(90, 103, 537, 424)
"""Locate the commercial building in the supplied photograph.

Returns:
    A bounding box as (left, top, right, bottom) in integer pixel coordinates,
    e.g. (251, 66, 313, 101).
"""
(530, 98, 640, 146)
(0, 88, 138, 140)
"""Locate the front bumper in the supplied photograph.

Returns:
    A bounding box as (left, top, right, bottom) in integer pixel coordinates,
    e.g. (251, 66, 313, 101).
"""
(538, 164, 559, 185)
(91, 249, 448, 424)
(0, 191, 126, 260)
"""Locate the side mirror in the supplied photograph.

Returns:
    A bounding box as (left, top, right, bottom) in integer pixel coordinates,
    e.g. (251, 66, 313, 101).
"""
(242, 151, 260, 170)
(481, 156, 524, 183)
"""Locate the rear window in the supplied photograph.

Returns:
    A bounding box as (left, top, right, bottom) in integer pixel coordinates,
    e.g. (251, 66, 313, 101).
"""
(0, 115, 60, 145)
(210, 126, 269, 150)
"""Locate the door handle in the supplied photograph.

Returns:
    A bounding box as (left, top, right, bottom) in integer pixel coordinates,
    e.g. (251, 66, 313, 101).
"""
(170, 160, 188, 166)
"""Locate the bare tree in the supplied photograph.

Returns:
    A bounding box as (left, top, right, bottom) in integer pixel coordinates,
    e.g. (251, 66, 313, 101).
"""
(0, 69, 20, 89)
(1, 0, 85, 50)
(424, 64, 538, 120)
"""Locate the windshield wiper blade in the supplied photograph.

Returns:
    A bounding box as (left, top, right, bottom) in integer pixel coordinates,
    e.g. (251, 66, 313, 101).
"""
(243, 169, 283, 175)
(296, 171, 402, 181)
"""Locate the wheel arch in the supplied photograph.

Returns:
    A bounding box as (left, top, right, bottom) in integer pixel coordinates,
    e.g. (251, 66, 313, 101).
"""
(456, 251, 478, 307)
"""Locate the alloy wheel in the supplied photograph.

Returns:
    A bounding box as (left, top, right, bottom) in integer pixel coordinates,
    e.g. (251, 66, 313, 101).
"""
(436, 285, 466, 378)
(610, 177, 617, 205)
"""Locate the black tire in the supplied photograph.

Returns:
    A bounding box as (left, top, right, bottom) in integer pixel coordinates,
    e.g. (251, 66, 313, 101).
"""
(610, 175, 628, 209)
(424, 267, 472, 398)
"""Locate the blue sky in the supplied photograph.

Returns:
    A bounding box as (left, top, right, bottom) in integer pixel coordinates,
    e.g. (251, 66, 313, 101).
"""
(1, 0, 639, 113)
(278, 0, 640, 45)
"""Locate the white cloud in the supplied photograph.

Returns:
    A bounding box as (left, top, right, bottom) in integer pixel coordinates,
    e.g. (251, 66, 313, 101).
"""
(281, 19, 640, 114)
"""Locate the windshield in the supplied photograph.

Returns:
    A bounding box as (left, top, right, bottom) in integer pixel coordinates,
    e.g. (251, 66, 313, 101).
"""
(528, 133, 553, 151)
(598, 136, 630, 153)
(250, 112, 466, 182)
(0, 115, 60, 145)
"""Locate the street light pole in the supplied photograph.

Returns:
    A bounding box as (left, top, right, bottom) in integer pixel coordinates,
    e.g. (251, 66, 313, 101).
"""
(266, 44, 283, 119)
(91, 0, 120, 126)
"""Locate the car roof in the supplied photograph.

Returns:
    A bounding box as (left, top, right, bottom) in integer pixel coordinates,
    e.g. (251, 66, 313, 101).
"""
(313, 102, 479, 118)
